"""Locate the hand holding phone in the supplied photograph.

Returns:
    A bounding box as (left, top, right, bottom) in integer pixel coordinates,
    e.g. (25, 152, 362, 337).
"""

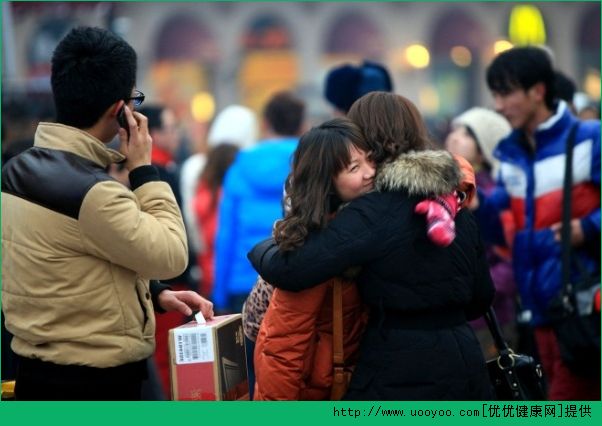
(118, 105, 152, 171)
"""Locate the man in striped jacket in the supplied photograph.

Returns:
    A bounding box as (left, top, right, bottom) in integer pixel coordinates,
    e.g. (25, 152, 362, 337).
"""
(477, 46, 600, 400)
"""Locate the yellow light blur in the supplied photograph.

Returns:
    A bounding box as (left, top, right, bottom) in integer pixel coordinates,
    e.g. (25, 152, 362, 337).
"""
(508, 5, 546, 46)
(405, 44, 430, 69)
(494, 39, 514, 55)
(418, 86, 439, 115)
(191, 92, 215, 122)
(584, 69, 601, 101)
(450, 46, 472, 67)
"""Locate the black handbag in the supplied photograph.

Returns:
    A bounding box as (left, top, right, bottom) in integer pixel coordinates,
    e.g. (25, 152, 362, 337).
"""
(485, 308, 546, 400)
(547, 123, 601, 378)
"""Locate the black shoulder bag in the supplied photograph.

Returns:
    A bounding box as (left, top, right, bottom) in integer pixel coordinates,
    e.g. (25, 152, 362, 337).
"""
(547, 123, 601, 378)
(486, 307, 546, 400)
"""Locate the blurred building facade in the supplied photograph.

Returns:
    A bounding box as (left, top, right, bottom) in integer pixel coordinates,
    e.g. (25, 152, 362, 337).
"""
(3, 1, 600, 145)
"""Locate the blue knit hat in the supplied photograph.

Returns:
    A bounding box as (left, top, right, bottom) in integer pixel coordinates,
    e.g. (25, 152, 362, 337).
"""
(324, 61, 393, 113)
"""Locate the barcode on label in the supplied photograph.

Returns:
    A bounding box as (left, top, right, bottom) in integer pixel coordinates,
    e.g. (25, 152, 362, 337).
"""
(173, 328, 214, 364)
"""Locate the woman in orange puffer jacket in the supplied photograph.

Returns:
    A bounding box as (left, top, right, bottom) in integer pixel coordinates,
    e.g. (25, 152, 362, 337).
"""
(253, 119, 374, 400)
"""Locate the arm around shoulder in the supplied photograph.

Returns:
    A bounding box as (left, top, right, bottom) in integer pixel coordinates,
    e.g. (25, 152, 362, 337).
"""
(248, 193, 390, 291)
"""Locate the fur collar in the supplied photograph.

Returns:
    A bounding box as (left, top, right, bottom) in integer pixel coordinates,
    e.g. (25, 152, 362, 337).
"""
(375, 150, 461, 196)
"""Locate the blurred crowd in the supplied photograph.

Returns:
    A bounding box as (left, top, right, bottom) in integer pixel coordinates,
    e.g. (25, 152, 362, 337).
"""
(1, 26, 600, 402)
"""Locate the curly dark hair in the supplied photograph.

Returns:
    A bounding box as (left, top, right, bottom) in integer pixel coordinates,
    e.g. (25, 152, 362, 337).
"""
(274, 118, 370, 251)
(347, 92, 433, 165)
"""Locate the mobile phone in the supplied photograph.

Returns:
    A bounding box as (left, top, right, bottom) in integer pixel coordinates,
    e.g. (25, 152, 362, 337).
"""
(117, 106, 130, 141)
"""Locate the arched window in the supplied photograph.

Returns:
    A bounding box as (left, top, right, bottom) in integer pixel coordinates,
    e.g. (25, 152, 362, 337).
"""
(150, 15, 218, 156)
(239, 14, 298, 113)
(155, 15, 217, 63)
(324, 11, 385, 61)
(151, 15, 218, 108)
(430, 9, 487, 116)
(317, 11, 385, 117)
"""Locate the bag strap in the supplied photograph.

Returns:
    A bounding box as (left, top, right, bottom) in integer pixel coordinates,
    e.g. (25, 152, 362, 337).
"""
(561, 122, 579, 292)
(332, 279, 344, 367)
(330, 279, 348, 400)
(484, 307, 511, 353)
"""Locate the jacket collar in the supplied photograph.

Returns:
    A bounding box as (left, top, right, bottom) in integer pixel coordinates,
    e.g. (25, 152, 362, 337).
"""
(375, 149, 461, 196)
(34, 122, 125, 168)
(494, 101, 576, 161)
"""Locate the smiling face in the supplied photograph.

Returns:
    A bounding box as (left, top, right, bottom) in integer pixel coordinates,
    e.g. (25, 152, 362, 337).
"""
(333, 145, 375, 202)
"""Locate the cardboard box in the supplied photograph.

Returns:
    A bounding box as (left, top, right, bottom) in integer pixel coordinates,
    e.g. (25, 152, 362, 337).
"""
(169, 314, 249, 400)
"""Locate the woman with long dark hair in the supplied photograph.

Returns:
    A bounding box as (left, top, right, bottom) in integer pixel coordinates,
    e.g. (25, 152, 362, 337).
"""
(253, 118, 373, 400)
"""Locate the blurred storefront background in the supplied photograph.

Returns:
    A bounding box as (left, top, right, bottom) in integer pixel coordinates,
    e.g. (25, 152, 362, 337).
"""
(2, 1, 599, 150)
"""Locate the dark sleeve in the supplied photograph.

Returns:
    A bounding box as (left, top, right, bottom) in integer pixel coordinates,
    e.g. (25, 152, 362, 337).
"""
(129, 165, 160, 190)
(150, 280, 172, 313)
(464, 213, 496, 321)
(473, 186, 508, 246)
(247, 192, 393, 292)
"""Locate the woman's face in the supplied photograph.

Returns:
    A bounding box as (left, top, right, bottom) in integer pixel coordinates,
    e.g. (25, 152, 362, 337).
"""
(444, 127, 481, 167)
(334, 145, 375, 202)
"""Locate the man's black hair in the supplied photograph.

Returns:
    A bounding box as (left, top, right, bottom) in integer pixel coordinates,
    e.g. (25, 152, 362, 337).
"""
(137, 105, 164, 132)
(263, 92, 305, 136)
(554, 71, 576, 104)
(51, 26, 137, 129)
(486, 46, 555, 109)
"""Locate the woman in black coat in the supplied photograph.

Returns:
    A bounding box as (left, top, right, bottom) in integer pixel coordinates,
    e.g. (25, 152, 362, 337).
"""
(248, 92, 494, 400)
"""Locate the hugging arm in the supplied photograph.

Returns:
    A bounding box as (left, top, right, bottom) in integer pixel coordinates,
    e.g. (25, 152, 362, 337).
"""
(248, 193, 390, 292)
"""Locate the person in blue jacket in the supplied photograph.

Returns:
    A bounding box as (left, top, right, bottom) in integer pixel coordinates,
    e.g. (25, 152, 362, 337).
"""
(213, 92, 306, 312)
(477, 47, 600, 400)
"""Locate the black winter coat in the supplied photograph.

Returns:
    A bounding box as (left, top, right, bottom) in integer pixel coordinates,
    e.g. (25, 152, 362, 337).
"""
(248, 150, 495, 400)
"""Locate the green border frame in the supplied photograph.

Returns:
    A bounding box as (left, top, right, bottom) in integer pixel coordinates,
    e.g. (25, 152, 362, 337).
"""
(0, 400, 600, 425)
(1, 1, 600, 425)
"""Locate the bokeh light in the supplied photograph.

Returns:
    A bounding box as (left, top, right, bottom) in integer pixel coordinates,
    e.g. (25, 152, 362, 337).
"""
(191, 92, 215, 122)
(450, 46, 472, 67)
(405, 44, 430, 69)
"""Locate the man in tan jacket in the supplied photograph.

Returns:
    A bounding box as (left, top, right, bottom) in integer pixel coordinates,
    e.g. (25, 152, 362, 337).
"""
(1, 26, 213, 400)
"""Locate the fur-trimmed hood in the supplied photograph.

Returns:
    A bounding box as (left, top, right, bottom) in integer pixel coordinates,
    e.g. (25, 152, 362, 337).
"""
(375, 150, 461, 196)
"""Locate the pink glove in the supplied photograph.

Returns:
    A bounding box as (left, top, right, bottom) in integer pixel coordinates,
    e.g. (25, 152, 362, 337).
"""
(415, 192, 459, 247)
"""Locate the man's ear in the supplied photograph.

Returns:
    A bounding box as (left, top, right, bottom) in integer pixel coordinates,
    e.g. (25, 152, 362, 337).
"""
(529, 82, 546, 103)
(109, 100, 125, 118)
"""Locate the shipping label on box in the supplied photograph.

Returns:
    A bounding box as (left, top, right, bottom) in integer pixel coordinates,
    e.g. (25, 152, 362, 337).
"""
(169, 314, 249, 400)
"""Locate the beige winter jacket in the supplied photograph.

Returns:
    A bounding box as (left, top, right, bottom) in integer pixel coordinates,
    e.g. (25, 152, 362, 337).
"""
(1, 122, 188, 368)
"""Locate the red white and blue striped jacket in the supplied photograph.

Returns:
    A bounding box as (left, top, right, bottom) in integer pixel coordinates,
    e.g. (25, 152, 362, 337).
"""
(477, 101, 600, 326)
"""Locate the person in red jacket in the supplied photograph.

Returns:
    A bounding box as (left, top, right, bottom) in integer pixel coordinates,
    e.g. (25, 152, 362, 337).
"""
(194, 144, 240, 298)
(253, 118, 374, 400)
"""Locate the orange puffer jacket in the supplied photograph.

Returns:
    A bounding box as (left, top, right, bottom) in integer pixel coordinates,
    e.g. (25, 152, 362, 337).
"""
(253, 278, 368, 400)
